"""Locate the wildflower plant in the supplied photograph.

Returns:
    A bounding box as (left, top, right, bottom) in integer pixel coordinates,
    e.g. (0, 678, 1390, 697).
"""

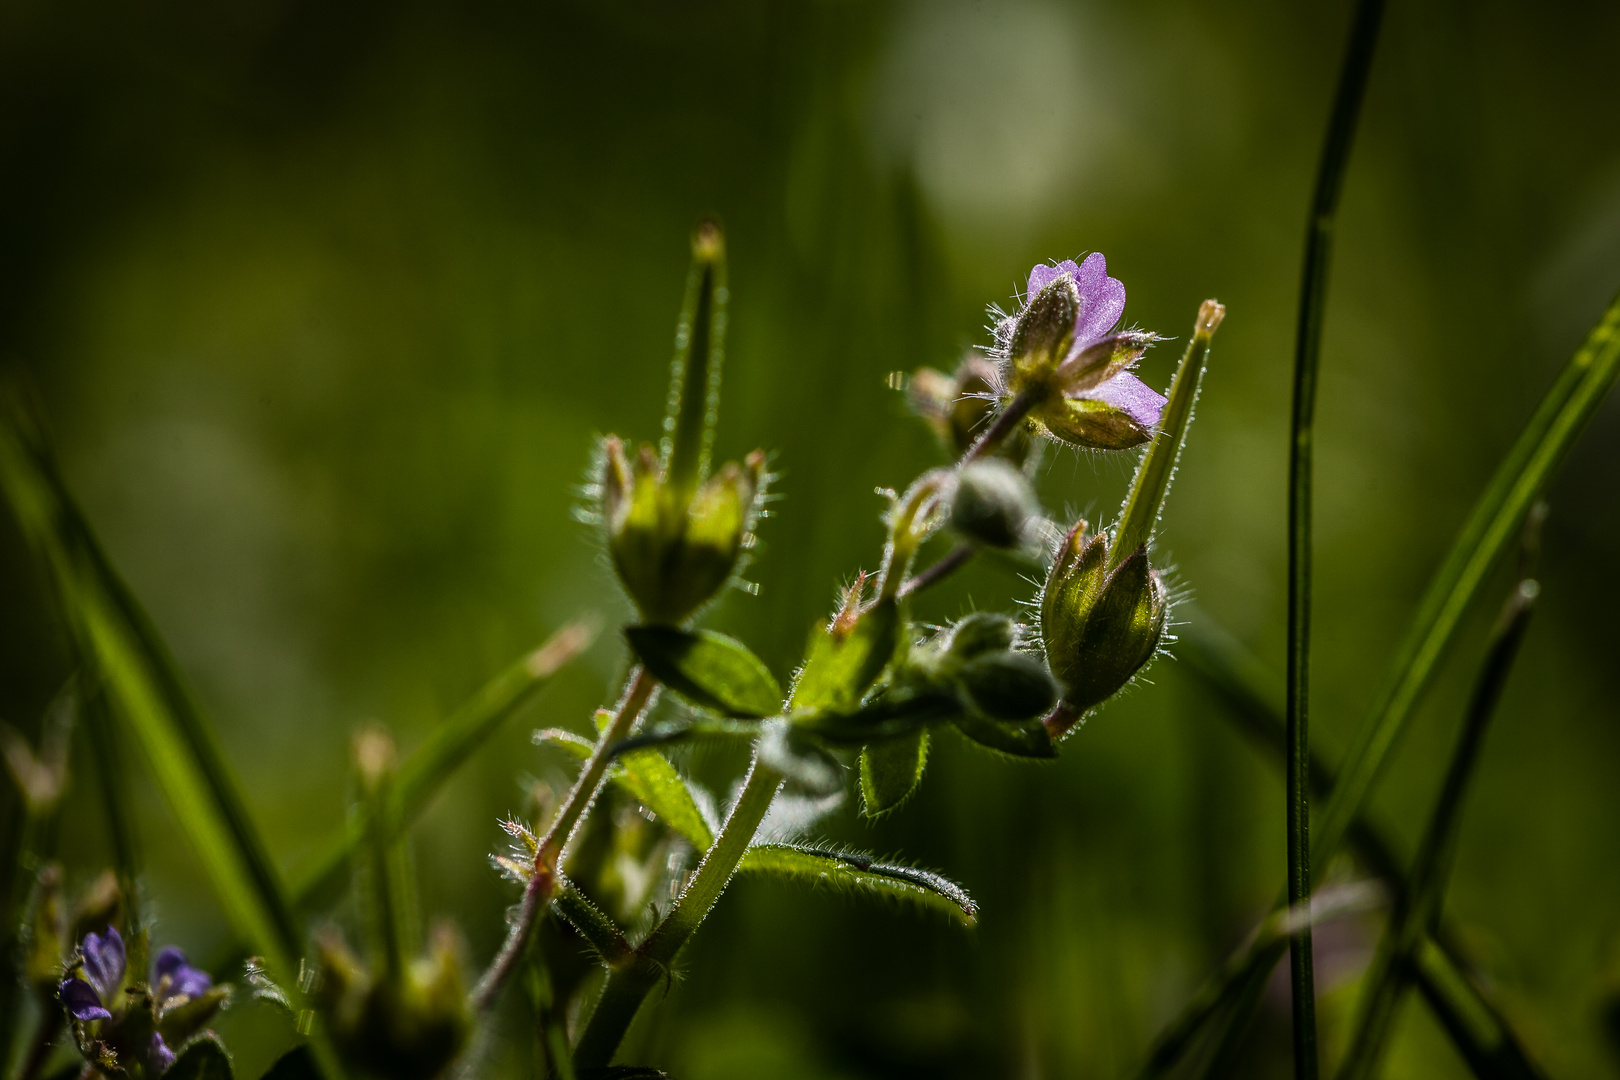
(2, 23, 1618, 1072)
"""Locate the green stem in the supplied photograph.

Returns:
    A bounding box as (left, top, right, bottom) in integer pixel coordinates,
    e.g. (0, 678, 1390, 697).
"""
(1111, 300, 1223, 570)
(1338, 579, 1537, 1080)
(471, 667, 658, 1012)
(877, 474, 950, 602)
(960, 386, 1042, 465)
(572, 752, 785, 1067)
(1284, 0, 1385, 1073)
(81, 681, 141, 929)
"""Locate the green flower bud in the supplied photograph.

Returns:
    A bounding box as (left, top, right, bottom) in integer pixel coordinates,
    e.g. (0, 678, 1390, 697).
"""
(945, 611, 1016, 660)
(950, 459, 1041, 550)
(956, 651, 1057, 722)
(1039, 520, 1167, 727)
(908, 356, 1036, 462)
(1008, 274, 1080, 387)
(601, 435, 764, 625)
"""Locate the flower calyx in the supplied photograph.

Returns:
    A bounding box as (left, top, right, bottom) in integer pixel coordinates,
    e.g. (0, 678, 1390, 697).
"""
(1039, 519, 1168, 736)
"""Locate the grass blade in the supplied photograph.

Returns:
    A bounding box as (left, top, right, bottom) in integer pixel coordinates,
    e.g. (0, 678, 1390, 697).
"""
(0, 386, 298, 971)
(1283, 0, 1388, 1071)
(1316, 286, 1620, 865)
(289, 623, 592, 913)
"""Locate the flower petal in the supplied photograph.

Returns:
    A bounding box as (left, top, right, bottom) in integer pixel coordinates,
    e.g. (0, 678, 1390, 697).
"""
(1084, 371, 1166, 432)
(1072, 252, 1126, 348)
(59, 978, 111, 1022)
(149, 1033, 177, 1075)
(81, 927, 125, 1002)
(1026, 260, 1081, 300)
(153, 945, 213, 1002)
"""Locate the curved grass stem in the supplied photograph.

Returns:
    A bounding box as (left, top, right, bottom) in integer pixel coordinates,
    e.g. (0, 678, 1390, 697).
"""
(1283, 0, 1387, 1073)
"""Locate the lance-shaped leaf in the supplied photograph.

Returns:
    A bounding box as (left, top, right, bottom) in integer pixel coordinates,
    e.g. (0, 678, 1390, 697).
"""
(626, 626, 781, 719)
(553, 883, 632, 966)
(789, 595, 901, 714)
(737, 842, 977, 927)
(535, 728, 713, 851)
(858, 729, 929, 817)
(290, 623, 592, 914)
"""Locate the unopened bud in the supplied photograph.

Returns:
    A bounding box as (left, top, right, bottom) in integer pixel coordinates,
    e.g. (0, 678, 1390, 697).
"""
(945, 612, 1016, 660)
(957, 651, 1057, 722)
(1039, 522, 1167, 724)
(950, 459, 1040, 550)
(1008, 275, 1080, 387)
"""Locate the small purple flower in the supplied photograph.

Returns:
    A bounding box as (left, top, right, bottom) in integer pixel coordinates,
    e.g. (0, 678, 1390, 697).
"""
(1001, 253, 1167, 450)
(153, 946, 213, 1003)
(59, 925, 125, 1023)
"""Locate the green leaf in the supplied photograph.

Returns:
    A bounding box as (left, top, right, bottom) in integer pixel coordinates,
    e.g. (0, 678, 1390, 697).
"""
(1316, 288, 1620, 865)
(789, 597, 901, 714)
(626, 626, 782, 719)
(166, 1035, 235, 1080)
(858, 729, 929, 817)
(535, 729, 714, 851)
(289, 623, 592, 915)
(578, 1069, 672, 1080)
(950, 711, 1056, 759)
(737, 842, 977, 927)
(258, 1047, 318, 1080)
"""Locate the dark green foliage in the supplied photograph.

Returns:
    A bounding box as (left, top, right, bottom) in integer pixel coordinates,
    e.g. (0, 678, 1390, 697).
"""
(166, 1036, 235, 1080)
(858, 729, 929, 817)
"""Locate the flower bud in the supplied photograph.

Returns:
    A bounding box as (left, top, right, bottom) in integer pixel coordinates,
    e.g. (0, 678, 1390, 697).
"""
(601, 435, 764, 625)
(1008, 275, 1080, 386)
(950, 459, 1040, 550)
(956, 651, 1057, 722)
(1039, 521, 1167, 723)
(945, 611, 1016, 660)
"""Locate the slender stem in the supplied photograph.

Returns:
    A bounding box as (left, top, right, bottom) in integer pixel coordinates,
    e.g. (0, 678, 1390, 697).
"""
(572, 752, 785, 1067)
(1338, 579, 1537, 1080)
(961, 387, 1042, 464)
(1284, 1, 1386, 1073)
(877, 474, 950, 602)
(16, 1003, 62, 1080)
(471, 667, 658, 1012)
(897, 542, 976, 599)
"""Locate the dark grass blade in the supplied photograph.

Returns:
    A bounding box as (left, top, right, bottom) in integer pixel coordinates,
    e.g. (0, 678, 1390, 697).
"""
(1339, 581, 1539, 1079)
(1161, 614, 1547, 1080)
(1283, 0, 1388, 1072)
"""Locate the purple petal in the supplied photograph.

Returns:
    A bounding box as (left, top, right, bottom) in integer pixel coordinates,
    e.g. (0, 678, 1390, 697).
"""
(1083, 371, 1166, 432)
(81, 927, 125, 1002)
(154, 945, 214, 1001)
(149, 1033, 177, 1075)
(59, 977, 111, 1022)
(1026, 259, 1081, 300)
(1072, 252, 1127, 348)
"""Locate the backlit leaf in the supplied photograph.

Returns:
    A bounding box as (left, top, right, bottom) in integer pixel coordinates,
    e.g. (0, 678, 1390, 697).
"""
(626, 626, 781, 719)
(738, 842, 976, 926)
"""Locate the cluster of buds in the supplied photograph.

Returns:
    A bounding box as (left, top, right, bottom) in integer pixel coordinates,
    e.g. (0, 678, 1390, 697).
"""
(909, 355, 1034, 464)
(57, 924, 229, 1077)
(597, 221, 767, 626)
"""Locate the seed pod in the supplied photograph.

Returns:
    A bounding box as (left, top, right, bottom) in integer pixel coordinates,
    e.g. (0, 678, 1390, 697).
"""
(601, 436, 764, 625)
(950, 459, 1040, 550)
(1039, 521, 1167, 720)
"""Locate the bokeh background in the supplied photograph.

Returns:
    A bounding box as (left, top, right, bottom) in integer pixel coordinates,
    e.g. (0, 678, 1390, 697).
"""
(4, 1, 1620, 1076)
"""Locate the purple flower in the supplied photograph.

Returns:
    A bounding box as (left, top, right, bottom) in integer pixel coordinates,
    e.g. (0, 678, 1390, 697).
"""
(59, 925, 125, 1023)
(152, 946, 213, 1003)
(1002, 254, 1167, 450)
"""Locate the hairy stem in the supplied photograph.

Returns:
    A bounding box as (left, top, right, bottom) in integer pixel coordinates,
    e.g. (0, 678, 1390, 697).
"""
(572, 752, 785, 1067)
(1284, 0, 1386, 1073)
(472, 667, 658, 1012)
(961, 386, 1042, 464)
(897, 542, 976, 599)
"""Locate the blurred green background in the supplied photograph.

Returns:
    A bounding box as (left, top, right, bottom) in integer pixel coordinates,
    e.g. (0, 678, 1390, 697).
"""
(4, 0, 1620, 1076)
